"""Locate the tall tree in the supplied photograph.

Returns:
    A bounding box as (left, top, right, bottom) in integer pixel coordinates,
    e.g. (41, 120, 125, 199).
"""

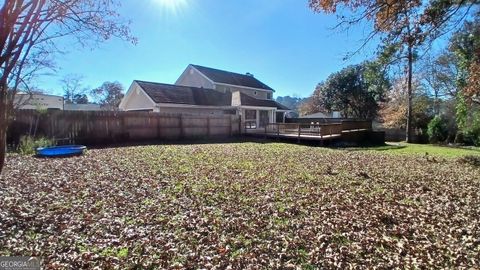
(450, 18, 480, 105)
(275, 96, 307, 116)
(309, 0, 478, 142)
(0, 1, 135, 174)
(450, 19, 480, 144)
(61, 74, 87, 104)
(72, 93, 89, 104)
(301, 62, 390, 119)
(381, 77, 435, 131)
(90, 81, 124, 110)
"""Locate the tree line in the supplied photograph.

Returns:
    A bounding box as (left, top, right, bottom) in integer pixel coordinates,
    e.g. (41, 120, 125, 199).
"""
(299, 0, 479, 145)
(59, 74, 124, 109)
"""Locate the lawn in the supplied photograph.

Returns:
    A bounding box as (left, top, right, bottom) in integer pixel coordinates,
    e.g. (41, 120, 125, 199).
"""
(352, 142, 480, 158)
(1, 142, 479, 269)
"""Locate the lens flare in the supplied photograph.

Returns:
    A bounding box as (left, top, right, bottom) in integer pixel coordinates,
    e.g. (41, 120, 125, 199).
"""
(154, 0, 188, 14)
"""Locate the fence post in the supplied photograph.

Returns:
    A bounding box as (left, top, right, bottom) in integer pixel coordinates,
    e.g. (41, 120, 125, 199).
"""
(156, 114, 161, 139)
(179, 114, 184, 139)
(207, 116, 211, 138)
(297, 124, 301, 142)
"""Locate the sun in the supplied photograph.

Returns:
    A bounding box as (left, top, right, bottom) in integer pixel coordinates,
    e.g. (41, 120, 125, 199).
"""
(154, 0, 188, 13)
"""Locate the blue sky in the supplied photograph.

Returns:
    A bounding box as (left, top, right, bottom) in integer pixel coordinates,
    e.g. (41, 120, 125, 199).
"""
(38, 0, 377, 98)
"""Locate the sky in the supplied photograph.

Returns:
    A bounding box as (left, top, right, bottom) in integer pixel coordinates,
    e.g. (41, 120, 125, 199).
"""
(37, 0, 378, 98)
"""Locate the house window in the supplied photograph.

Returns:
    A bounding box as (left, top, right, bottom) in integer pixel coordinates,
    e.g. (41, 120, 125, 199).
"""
(245, 110, 256, 120)
(254, 91, 257, 96)
(245, 109, 257, 129)
(267, 93, 272, 99)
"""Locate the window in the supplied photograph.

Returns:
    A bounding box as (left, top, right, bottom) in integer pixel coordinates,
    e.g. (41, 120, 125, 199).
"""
(245, 110, 257, 129)
(245, 110, 256, 120)
(254, 91, 257, 96)
(267, 93, 272, 99)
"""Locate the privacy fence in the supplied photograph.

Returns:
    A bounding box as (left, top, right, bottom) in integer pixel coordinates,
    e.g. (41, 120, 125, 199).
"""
(8, 110, 241, 146)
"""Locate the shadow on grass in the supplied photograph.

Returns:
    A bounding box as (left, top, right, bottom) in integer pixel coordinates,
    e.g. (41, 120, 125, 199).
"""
(82, 136, 263, 150)
(329, 143, 407, 152)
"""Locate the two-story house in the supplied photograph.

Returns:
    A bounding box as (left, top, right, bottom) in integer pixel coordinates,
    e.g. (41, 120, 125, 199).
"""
(119, 64, 290, 129)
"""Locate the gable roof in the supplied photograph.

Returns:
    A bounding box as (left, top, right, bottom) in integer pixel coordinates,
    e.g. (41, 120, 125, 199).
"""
(135, 80, 232, 106)
(239, 93, 290, 110)
(191, 64, 274, 91)
(134, 80, 290, 110)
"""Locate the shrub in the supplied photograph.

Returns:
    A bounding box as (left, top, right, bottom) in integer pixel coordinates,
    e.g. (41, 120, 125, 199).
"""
(17, 136, 54, 155)
(427, 116, 447, 144)
(459, 111, 480, 146)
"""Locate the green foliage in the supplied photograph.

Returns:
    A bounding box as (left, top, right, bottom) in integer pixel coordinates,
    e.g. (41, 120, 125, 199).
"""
(17, 136, 54, 155)
(427, 115, 448, 143)
(413, 94, 435, 132)
(350, 142, 480, 158)
(465, 111, 480, 146)
(306, 61, 390, 118)
(72, 94, 89, 104)
(455, 93, 480, 146)
(91, 81, 124, 110)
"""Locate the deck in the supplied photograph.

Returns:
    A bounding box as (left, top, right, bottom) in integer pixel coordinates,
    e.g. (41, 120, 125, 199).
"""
(245, 122, 371, 142)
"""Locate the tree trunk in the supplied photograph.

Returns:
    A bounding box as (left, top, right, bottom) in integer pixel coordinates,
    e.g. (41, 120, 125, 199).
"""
(406, 44, 414, 143)
(0, 83, 7, 175)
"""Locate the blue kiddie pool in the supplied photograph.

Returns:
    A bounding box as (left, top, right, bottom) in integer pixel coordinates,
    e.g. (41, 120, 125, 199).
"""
(36, 145, 87, 157)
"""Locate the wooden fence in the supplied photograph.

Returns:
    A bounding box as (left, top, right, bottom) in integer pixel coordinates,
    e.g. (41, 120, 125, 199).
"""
(8, 110, 241, 146)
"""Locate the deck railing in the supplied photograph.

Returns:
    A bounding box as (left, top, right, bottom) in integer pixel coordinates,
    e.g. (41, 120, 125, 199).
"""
(264, 123, 344, 138)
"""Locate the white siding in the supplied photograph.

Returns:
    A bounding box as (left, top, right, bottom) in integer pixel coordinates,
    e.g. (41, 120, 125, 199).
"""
(176, 65, 274, 100)
(160, 107, 233, 116)
(216, 85, 270, 99)
(15, 94, 64, 110)
(120, 83, 156, 111)
(176, 66, 215, 89)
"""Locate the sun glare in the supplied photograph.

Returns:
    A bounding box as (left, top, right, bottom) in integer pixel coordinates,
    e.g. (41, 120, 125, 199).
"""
(154, 0, 188, 14)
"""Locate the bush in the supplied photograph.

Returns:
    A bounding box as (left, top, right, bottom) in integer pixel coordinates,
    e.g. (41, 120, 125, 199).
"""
(17, 136, 54, 155)
(469, 112, 480, 146)
(458, 112, 480, 146)
(427, 116, 448, 144)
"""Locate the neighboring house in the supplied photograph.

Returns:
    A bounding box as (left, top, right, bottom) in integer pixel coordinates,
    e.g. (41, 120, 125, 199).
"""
(14, 93, 64, 110)
(64, 103, 102, 111)
(300, 111, 342, 119)
(119, 64, 291, 129)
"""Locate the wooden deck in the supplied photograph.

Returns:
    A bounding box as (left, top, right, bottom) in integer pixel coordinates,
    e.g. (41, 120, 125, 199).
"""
(245, 122, 370, 142)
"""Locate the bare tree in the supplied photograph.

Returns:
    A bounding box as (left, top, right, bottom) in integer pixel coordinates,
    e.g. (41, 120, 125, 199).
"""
(0, 0, 136, 173)
(420, 52, 460, 114)
(61, 74, 87, 104)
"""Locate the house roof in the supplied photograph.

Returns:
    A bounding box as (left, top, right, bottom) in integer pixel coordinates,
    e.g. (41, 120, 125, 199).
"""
(191, 64, 274, 91)
(134, 80, 290, 110)
(135, 80, 232, 106)
(239, 93, 290, 110)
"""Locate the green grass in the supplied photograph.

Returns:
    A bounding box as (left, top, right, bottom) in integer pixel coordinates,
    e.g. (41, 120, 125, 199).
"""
(349, 142, 480, 158)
